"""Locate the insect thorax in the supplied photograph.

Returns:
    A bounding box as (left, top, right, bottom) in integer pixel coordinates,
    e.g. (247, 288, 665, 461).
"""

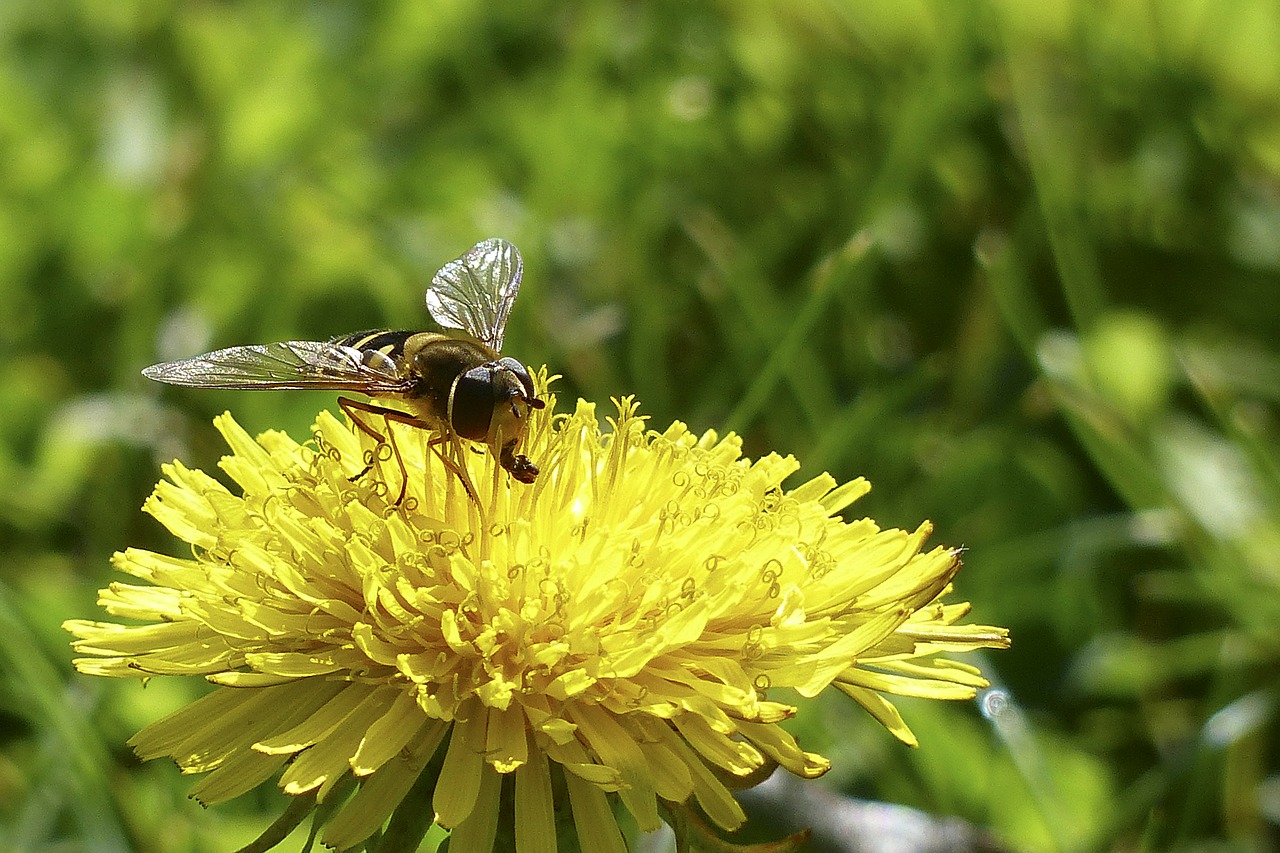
(403, 334, 500, 433)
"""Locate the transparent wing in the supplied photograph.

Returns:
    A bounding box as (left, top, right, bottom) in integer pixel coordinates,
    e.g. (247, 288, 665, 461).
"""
(141, 340, 412, 393)
(426, 237, 523, 351)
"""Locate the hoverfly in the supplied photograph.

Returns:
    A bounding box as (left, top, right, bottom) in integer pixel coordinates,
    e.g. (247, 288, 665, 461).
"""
(142, 238, 545, 503)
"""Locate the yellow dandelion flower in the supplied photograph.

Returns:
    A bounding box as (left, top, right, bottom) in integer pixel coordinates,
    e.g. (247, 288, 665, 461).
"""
(65, 374, 1009, 852)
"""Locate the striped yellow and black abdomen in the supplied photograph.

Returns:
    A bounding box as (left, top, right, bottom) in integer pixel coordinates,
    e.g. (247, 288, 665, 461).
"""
(335, 329, 418, 362)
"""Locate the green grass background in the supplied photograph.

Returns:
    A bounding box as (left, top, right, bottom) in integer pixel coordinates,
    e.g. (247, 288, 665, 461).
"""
(3, 1, 1280, 851)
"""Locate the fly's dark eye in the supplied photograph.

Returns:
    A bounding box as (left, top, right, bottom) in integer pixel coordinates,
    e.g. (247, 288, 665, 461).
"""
(498, 357, 543, 409)
(451, 367, 495, 441)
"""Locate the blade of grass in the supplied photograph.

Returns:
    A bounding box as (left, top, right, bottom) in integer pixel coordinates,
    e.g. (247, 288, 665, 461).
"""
(0, 584, 132, 852)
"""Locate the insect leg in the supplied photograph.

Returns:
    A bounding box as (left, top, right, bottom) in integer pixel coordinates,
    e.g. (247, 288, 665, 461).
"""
(338, 397, 390, 443)
(338, 397, 481, 506)
(424, 431, 481, 505)
(337, 397, 386, 483)
(337, 397, 426, 505)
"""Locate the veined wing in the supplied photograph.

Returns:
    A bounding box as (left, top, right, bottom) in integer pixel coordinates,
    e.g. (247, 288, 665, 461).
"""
(141, 340, 413, 393)
(426, 237, 523, 351)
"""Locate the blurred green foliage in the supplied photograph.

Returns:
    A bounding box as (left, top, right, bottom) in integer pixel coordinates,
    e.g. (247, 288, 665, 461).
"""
(3, 1, 1280, 851)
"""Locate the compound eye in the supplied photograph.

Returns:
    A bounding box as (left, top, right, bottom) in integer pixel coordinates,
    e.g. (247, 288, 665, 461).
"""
(451, 367, 495, 441)
(498, 357, 544, 409)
